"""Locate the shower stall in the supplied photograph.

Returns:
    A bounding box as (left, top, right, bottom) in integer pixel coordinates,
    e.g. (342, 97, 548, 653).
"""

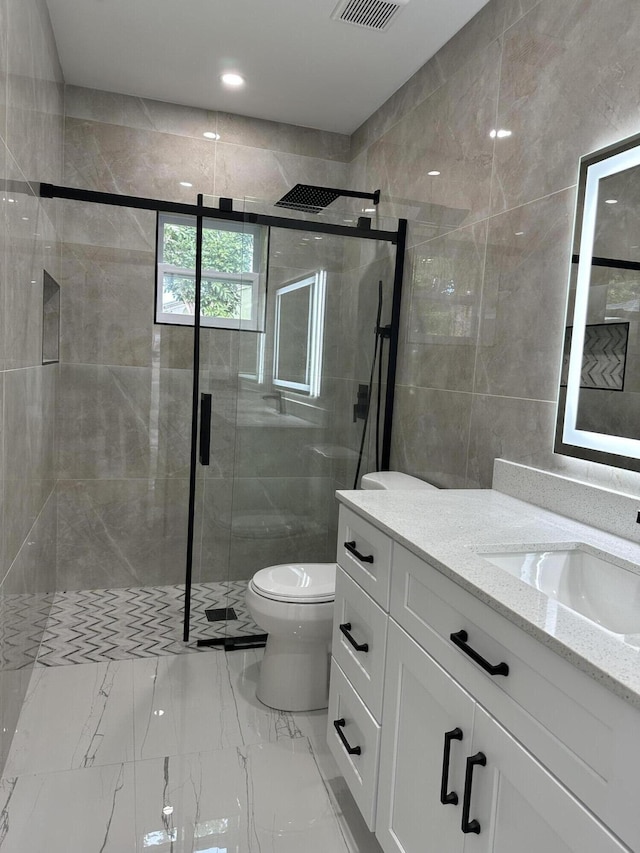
(41, 181, 405, 657)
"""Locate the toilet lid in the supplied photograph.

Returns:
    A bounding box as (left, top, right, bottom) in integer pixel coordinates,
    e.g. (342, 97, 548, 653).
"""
(251, 563, 336, 603)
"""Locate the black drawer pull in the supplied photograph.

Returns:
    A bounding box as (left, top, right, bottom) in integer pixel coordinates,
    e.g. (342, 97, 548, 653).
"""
(440, 727, 463, 805)
(339, 622, 369, 653)
(333, 718, 361, 755)
(344, 540, 374, 564)
(461, 751, 486, 834)
(450, 630, 509, 677)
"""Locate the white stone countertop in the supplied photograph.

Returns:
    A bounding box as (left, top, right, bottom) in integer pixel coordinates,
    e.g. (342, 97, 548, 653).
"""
(336, 488, 640, 709)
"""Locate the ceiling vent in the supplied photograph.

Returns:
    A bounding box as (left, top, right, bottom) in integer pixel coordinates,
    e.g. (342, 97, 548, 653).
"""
(331, 0, 410, 32)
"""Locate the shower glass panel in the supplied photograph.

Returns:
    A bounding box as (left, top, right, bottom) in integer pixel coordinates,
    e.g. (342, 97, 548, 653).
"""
(188, 195, 398, 646)
(56, 198, 197, 609)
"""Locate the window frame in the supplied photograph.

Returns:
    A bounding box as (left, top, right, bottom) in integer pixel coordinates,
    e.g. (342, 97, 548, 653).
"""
(155, 212, 265, 330)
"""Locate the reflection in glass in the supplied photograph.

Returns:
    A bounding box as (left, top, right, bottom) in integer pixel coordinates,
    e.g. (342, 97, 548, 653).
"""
(273, 272, 327, 396)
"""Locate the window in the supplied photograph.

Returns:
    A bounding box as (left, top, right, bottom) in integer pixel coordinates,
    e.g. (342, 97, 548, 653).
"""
(156, 213, 266, 330)
(273, 271, 326, 396)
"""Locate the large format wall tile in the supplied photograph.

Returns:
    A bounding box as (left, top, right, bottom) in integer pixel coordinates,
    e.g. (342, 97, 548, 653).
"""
(466, 394, 557, 488)
(398, 221, 487, 393)
(491, 0, 640, 215)
(56, 478, 190, 590)
(475, 189, 574, 401)
(5, 0, 63, 185)
(59, 242, 156, 368)
(366, 39, 501, 235)
(64, 118, 217, 201)
(390, 385, 472, 489)
(213, 141, 348, 204)
(57, 364, 193, 480)
(3, 365, 56, 566)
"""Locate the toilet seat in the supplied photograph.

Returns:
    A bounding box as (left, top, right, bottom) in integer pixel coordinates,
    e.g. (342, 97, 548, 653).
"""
(250, 562, 336, 604)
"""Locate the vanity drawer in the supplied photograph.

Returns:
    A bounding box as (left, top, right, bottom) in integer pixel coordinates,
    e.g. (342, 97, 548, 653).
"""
(337, 507, 393, 609)
(327, 659, 381, 830)
(390, 543, 640, 848)
(332, 566, 388, 721)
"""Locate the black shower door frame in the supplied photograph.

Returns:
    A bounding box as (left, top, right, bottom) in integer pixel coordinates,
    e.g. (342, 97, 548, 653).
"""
(39, 182, 407, 644)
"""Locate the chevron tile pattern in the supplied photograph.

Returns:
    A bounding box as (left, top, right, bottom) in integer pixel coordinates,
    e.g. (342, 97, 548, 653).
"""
(581, 322, 629, 390)
(36, 581, 261, 667)
(0, 593, 55, 670)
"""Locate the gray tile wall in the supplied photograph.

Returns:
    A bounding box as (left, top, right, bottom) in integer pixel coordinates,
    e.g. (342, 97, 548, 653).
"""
(0, 0, 64, 770)
(60, 85, 352, 589)
(352, 0, 640, 493)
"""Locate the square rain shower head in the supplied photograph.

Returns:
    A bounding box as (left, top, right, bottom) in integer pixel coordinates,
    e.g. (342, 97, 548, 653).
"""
(275, 184, 343, 213)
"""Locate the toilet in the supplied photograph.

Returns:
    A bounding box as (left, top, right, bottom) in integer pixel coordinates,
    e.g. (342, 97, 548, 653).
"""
(245, 471, 437, 711)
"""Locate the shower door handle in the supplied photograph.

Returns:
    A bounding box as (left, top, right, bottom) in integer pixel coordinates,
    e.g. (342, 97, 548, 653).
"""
(199, 393, 212, 466)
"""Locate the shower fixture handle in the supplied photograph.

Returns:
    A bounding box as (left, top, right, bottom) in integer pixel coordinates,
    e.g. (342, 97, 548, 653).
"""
(199, 393, 212, 466)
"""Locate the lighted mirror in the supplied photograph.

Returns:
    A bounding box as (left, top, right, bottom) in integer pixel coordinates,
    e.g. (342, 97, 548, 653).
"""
(273, 271, 326, 396)
(556, 134, 640, 470)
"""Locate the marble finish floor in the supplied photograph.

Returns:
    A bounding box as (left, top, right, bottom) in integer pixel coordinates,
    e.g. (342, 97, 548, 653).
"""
(35, 581, 262, 666)
(0, 648, 381, 852)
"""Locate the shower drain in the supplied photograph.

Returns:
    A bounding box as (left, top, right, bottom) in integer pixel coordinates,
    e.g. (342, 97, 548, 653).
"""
(205, 607, 238, 622)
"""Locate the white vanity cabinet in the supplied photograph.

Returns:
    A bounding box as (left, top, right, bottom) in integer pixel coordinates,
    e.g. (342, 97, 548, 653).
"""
(376, 621, 629, 853)
(328, 505, 638, 853)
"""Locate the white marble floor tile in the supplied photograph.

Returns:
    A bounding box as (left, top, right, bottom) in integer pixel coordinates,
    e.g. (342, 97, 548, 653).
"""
(133, 739, 354, 853)
(226, 649, 308, 744)
(3, 659, 134, 776)
(131, 650, 243, 759)
(0, 762, 136, 852)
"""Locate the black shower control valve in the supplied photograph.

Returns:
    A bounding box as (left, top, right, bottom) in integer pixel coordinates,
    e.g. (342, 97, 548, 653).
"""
(636, 510, 640, 524)
(353, 383, 370, 422)
(377, 324, 392, 339)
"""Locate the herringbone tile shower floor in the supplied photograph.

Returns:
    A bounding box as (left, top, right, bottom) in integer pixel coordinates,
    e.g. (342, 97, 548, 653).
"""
(34, 581, 261, 666)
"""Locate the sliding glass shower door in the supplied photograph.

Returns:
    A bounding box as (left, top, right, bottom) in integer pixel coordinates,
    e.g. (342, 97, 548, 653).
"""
(186, 196, 401, 647)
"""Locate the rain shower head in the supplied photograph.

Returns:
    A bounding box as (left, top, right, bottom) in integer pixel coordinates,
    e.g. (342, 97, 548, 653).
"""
(275, 184, 380, 214)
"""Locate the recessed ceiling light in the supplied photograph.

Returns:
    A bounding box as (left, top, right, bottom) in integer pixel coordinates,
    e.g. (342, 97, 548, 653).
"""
(221, 72, 245, 88)
(179, 181, 193, 188)
(21, 216, 29, 221)
(605, 198, 618, 204)
(203, 131, 220, 140)
(364, 207, 376, 213)
(162, 806, 174, 816)
(428, 170, 441, 176)
(490, 129, 512, 139)
(515, 231, 525, 236)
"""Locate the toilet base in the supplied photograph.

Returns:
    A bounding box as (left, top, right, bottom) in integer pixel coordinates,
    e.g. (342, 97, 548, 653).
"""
(256, 635, 329, 712)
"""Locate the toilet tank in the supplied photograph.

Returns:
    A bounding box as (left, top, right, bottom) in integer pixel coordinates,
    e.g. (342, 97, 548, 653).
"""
(360, 471, 437, 490)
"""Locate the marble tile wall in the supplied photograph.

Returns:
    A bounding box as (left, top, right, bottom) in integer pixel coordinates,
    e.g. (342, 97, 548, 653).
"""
(0, 0, 64, 771)
(60, 85, 353, 590)
(351, 0, 640, 492)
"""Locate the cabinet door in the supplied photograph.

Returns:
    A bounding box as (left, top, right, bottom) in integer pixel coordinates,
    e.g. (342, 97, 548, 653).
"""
(462, 706, 630, 853)
(376, 621, 474, 853)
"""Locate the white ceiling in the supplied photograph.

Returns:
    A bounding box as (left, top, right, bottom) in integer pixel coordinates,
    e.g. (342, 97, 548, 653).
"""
(45, 0, 489, 135)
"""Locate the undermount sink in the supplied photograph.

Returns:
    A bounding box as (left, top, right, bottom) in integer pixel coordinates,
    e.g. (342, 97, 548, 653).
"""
(478, 546, 640, 635)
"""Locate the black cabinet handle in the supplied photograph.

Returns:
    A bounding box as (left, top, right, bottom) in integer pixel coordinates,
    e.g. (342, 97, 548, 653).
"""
(450, 630, 509, 677)
(339, 622, 369, 652)
(461, 751, 486, 834)
(344, 540, 374, 564)
(199, 393, 212, 466)
(440, 727, 463, 805)
(333, 718, 361, 755)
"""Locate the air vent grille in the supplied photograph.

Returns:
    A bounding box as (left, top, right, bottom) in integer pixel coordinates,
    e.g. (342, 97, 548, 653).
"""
(331, 0, 409, 31)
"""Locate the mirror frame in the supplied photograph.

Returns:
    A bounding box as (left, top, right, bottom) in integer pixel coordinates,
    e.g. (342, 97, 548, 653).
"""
(556, 132, 640, 471)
